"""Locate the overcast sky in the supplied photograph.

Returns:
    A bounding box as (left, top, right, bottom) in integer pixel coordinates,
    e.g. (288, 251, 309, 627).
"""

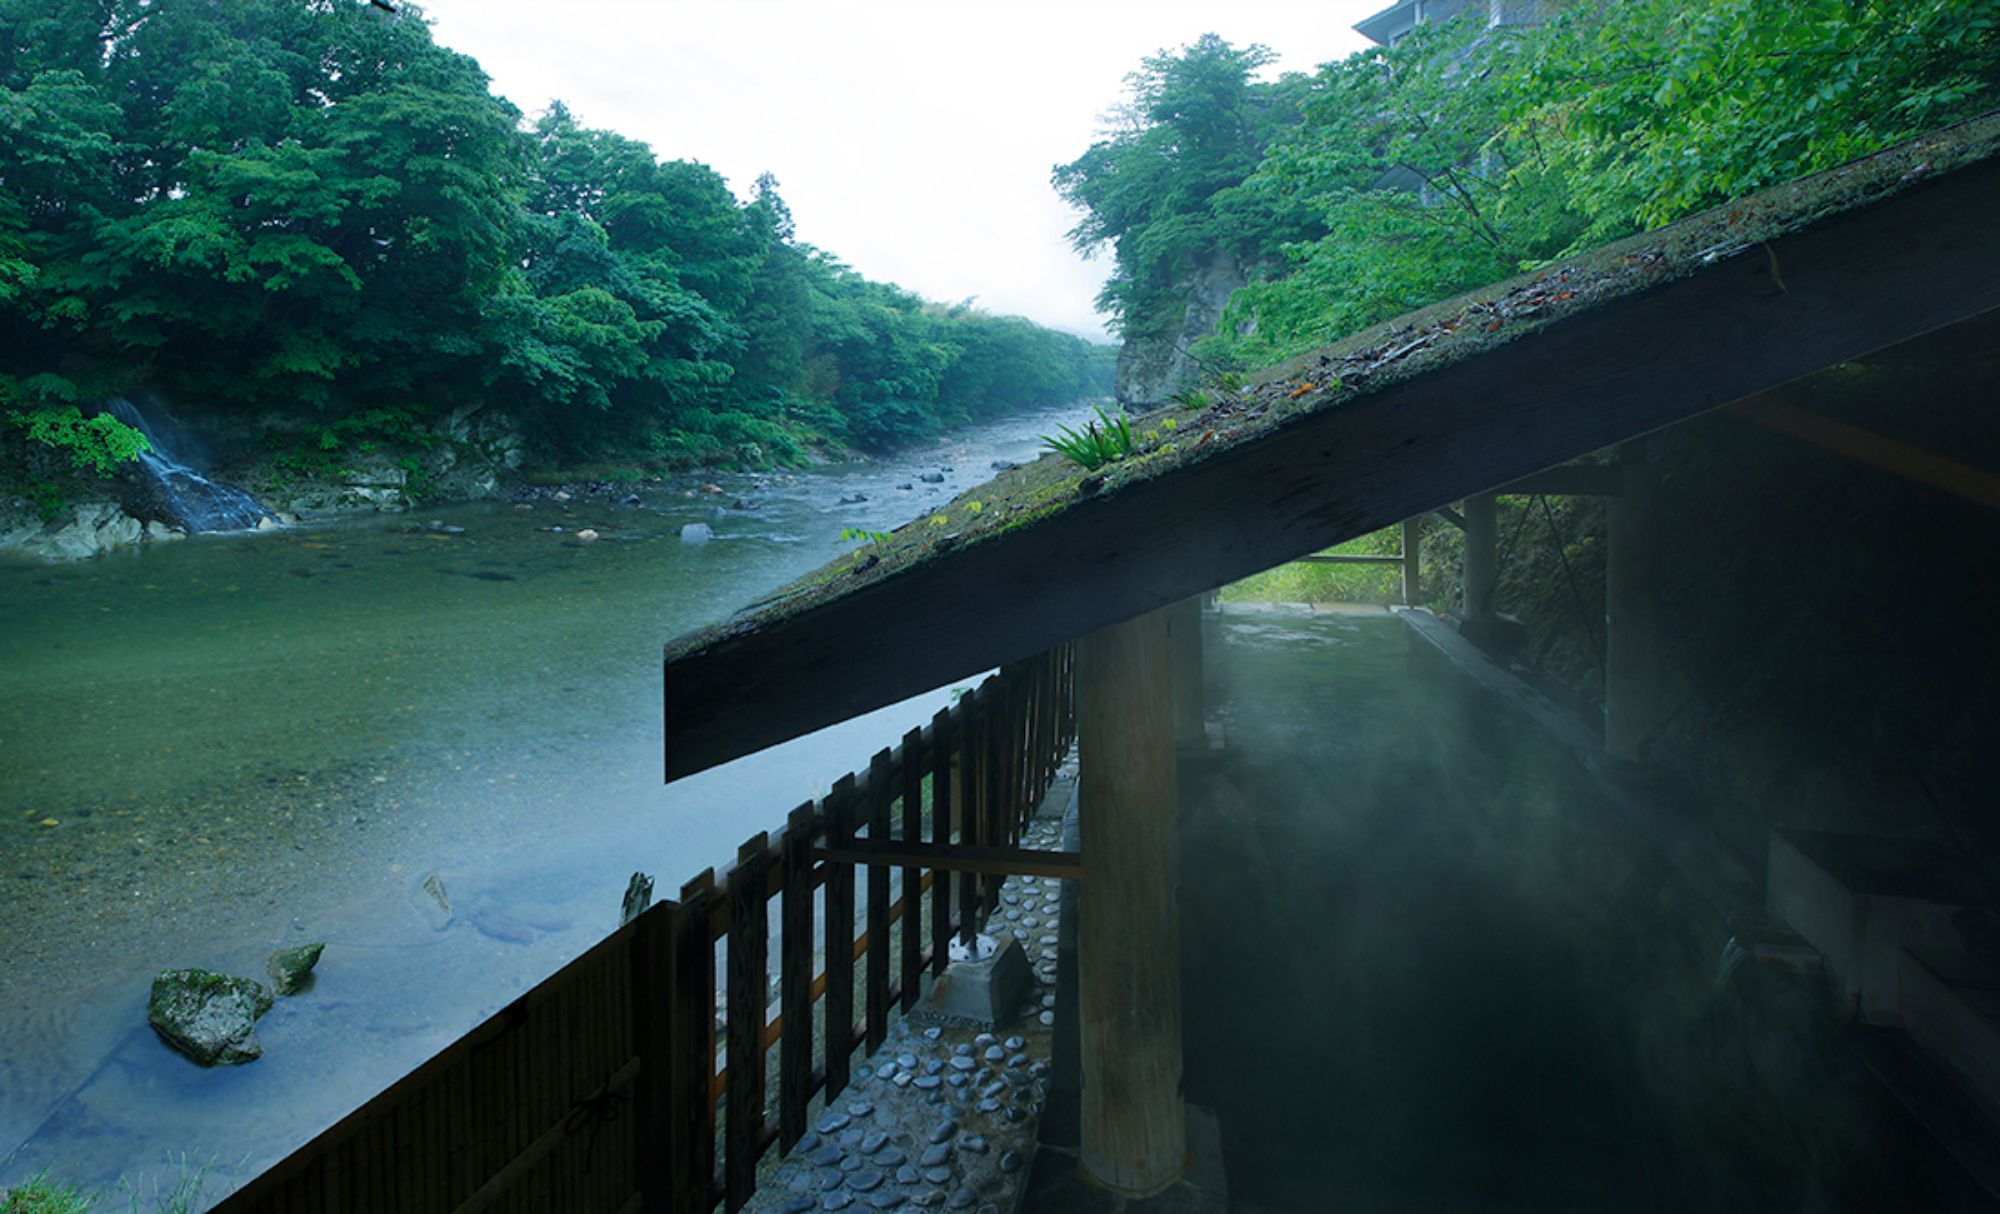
(415, 1, 1383, 341)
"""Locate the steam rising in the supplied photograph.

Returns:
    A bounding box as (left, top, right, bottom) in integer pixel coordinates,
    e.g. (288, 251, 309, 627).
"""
(1177, 605, 1947, 1212)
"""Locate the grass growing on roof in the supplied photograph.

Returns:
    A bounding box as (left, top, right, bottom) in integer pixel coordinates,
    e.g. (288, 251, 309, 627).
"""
(2, 1175, 92, 1214)
(1040, 405, 1137, 470)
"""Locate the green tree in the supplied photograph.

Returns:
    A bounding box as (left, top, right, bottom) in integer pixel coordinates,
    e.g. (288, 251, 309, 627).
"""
(1193, 0, 2000, 370)
(1052, 34, 1316, 343)
(0, 0, 1112, 484)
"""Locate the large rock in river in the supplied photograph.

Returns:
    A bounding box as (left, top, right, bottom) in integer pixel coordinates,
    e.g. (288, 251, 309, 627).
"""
(147, 968, 275, 1066)
(14, 502, 147, 560)
(267, 942, 324, 996)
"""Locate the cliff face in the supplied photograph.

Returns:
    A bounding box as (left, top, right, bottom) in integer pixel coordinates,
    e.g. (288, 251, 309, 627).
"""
(1115, 252, 1248, 410)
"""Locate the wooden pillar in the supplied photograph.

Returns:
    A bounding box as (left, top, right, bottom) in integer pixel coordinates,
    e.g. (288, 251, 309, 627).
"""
(1167, 596, 1204, 750)
(1604, 440, 1661, 761)
(1401, 518, 1422, 605)
(1077, 608, 1186, 1195)
(1462, 493, 1498, 621)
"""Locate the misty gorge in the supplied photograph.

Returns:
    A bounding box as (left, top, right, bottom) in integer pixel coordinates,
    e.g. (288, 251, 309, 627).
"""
(5, 0, 2000, 1211)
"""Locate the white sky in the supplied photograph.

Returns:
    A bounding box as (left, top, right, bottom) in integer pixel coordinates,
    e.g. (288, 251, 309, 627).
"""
(415, 1, 1382, 340)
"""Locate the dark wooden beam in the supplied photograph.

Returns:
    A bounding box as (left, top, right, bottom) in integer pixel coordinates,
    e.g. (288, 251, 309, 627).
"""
(666, 151, 2000, 781)
(1730, 393, 2000, 510)
(1496, 462, 1626, 498)
(816, 841, 1083, 881)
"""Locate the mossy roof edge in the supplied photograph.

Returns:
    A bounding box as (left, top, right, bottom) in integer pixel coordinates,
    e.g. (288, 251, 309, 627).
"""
(667, 109, 2000, 667)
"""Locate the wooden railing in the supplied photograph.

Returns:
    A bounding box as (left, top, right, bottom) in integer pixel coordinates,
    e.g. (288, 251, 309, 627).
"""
(216, 645, 1076, 1214)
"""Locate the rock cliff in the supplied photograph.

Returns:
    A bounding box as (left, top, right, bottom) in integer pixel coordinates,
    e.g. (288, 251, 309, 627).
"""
(1114, 252, 1247, 410)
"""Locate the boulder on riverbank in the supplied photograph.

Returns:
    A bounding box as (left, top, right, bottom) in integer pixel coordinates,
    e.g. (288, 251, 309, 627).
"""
(5, 501, 170, 561)
(147, 968, 275, 1066)
(266, 942, 324, 996)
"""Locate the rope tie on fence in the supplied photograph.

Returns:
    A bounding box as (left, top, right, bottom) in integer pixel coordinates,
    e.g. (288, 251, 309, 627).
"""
(562, 1087, 628, 1174)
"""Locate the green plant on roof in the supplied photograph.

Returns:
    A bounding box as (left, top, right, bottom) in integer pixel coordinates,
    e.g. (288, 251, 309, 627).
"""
(1040, 405, 1136, 470)
(838, 527, 892, 545)
(0, 1171, 90, 1214)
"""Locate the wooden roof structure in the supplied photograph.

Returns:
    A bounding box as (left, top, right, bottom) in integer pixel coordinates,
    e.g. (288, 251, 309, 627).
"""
(666, 112, 2000, 782)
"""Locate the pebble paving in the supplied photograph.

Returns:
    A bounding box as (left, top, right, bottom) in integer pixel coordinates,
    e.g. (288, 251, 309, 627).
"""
(744, 784, 1072, 1214)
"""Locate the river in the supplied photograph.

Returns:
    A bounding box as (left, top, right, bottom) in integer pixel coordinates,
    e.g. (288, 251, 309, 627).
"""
(0, 402, 1092, 1206)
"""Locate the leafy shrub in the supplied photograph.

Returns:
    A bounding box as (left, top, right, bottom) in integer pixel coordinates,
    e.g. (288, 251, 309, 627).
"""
(1040, 406, 1136, 470)
(268, 407, 432, 485)
(3, 405, 150, 475)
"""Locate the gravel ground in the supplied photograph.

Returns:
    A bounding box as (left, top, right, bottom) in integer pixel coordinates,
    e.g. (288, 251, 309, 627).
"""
(744, 776, 1073, 1214)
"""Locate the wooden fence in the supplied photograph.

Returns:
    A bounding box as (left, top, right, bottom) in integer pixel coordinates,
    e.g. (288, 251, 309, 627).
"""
(216, 645, 1076, 1214)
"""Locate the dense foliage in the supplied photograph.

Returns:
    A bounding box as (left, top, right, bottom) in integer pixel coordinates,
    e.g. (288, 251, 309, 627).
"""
(1051, 34, 1319, 346)
(1057, 0, 2000, 372)
(0, 0, 1110, 482)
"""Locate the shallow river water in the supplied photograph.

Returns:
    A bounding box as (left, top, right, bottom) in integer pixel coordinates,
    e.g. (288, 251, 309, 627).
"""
(0, 404, 1091, 1205)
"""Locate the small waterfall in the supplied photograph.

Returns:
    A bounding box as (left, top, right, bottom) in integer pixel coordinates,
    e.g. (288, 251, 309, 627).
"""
(104, 396, 270, 533)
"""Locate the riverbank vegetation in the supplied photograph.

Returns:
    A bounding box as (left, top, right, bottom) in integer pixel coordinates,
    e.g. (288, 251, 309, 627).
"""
(1220, 530, 1407, 606)
(0, 0, 1111, 499)
(1057, 0, 2000, 371)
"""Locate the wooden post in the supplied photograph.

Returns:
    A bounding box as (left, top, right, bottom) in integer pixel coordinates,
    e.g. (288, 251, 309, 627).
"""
(778, 806, 815, 1152)
(983, 682, 1005, 917)
(865, 749, 892, 1054)
(959, 692, 982, 943)
(824, 776, 857, 1099)
(930, 706, 954, 975)
(631, 900, 675, 1210)
(1077, 608, 1186, 1195)
(724, 836, 770, 1212)
(900, 726, 924, 1012)
(1462, 493, 1497, 621)
(1167, 596, 1205, 750)
(670, 872, 717, 1214)
(1604, 440, 1661, 761)
(1401, 517, 1423, 605)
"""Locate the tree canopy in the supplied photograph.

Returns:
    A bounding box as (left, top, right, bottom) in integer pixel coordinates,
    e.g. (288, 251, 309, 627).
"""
(0, 0, 1111, 483)
(1051, 33, 1319, 345)
(1056, 1, 2000, 375)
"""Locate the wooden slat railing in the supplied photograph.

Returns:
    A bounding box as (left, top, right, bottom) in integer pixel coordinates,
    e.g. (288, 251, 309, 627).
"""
(215, 645, 1075, 1214)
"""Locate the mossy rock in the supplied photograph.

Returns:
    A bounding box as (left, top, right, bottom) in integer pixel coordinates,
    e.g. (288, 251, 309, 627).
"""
(147, 967, 275, 1066)
(267, 942, 325, 996)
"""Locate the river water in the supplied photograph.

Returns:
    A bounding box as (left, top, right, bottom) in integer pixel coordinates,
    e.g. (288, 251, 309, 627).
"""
(0, 403, 1091, 1205)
